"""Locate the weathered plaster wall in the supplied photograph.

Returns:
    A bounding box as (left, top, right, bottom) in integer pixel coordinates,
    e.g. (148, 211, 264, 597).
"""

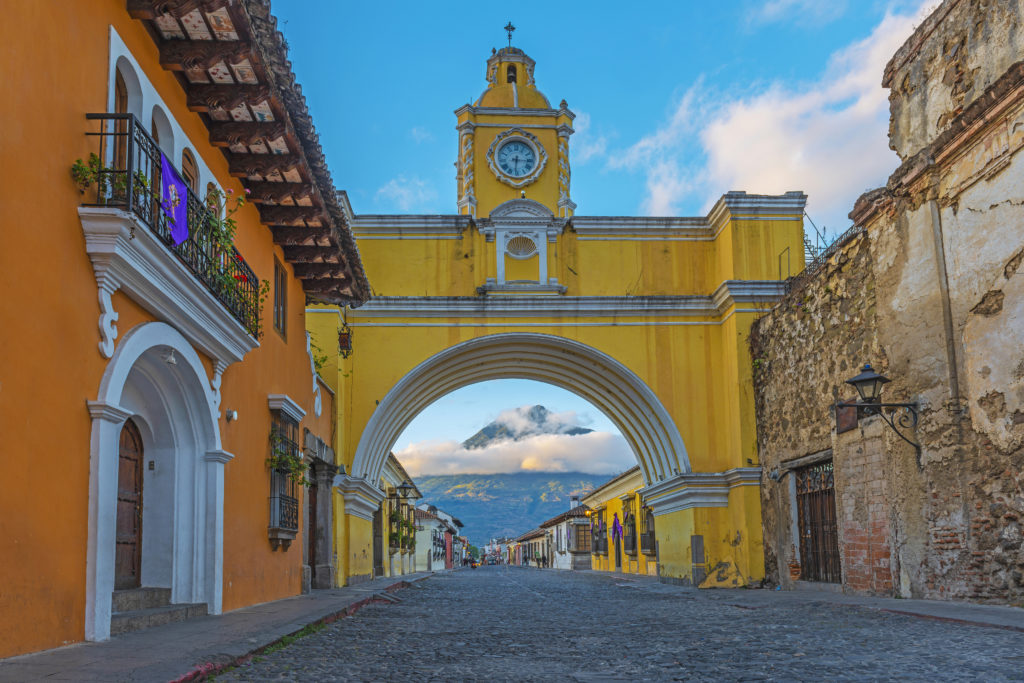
(755, 0, 1024, 601)
(885, 0, 1024, 160)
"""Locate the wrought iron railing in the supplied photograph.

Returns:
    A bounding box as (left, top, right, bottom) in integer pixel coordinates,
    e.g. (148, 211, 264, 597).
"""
(623, 532, 637, 555)
(784, 224, 866, 296)
(640, 531, 656, 555)
(269, 490, 299, 532)
(83, 114, 260, 337)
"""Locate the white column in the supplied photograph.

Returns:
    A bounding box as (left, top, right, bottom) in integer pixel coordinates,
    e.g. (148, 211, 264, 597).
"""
(85, 401, 133, 642)
(204, 449, 233, 615)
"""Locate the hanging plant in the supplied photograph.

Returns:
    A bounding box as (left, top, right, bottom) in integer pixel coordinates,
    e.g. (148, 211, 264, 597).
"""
(266, 431, 310, 486)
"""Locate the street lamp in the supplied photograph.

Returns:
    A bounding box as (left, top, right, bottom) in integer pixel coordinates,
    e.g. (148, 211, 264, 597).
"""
(842, 363, 920, 454)
(396, 479, 415, 499)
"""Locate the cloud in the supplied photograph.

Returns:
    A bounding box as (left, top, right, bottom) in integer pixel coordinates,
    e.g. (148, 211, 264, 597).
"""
(751, 0, 847, 26)
(410, 126, 433, 144)
(571, 112, 608, 164)
(374, 175, 438, 212)
(396, 431, 635, 476)
(615, 3, 929, 234)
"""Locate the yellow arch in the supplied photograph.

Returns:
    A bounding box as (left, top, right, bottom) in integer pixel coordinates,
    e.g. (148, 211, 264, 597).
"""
(350, 332, 689, 485)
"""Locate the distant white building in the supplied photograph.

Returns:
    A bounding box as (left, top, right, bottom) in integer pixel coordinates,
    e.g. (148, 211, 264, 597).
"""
(539, 496, 592, 570)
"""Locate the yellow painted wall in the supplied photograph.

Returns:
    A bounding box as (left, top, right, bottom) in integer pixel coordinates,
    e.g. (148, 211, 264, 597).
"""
(308, 49, 802, 590)
(0, 1, 324, 657)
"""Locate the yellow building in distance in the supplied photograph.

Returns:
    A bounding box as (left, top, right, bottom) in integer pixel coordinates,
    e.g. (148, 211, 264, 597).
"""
(309, 43, 806, 588)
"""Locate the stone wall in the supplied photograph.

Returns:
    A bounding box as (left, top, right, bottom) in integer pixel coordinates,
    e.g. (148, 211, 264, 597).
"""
(885, 0, 1024, 160)
(754, 0, 1024, 602)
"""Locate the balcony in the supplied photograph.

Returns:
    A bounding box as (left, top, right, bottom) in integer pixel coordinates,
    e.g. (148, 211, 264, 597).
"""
(78, 114, 261, 361)
(640, 531, 656, 555)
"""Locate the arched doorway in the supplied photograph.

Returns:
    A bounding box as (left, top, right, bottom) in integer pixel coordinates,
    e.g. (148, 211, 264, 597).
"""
(86, 322, 231, 641)
(115, 420, 144, 590)
(350, 333, 689, 487)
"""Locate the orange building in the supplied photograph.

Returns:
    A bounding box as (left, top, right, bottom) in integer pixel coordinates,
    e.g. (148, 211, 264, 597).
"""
(0, 1, 367, 657)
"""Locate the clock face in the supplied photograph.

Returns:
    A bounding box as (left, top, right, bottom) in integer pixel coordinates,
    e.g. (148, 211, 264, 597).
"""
(497, 140, 537, 178)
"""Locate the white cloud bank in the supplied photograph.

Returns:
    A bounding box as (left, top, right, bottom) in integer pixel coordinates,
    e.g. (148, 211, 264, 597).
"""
(396, 431, 635, 477)
(614, 3, 930, 235)
(396, 405, 634, 476)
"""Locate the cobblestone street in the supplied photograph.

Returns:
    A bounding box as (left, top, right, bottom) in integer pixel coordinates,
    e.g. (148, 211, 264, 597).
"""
(217, 568, 1024, 681)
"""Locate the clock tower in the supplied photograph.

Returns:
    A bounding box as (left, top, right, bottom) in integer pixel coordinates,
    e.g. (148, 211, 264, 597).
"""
(455, 45, 576, 220)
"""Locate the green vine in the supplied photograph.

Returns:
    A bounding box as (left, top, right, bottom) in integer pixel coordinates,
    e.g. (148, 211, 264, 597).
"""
(310, 339, 329, 374)
(266, 431, 310, 486)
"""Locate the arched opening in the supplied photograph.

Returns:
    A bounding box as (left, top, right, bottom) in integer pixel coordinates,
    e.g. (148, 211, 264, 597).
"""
(351, 333, 689, 487)
(506, 64, 517, 83)
(149, 105, 174, 157)
(112, 58, 143, 171)
(113, 56, 142, 120)
(86, 322, 230, 641)
(180, 148, 199, 193)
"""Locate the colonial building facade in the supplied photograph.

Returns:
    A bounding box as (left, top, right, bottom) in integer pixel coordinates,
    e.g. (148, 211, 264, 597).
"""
(753, 0, 1024, 602)
(583, 468, 659, 577)
(0, 1, 366, 658)
(309, 43, 807, 589)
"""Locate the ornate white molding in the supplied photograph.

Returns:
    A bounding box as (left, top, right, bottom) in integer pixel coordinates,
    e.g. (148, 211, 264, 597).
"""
(210, 360, 227, 419)
(79, 207, 259, 369)
(305, 332, 323, 417)
(334, 475, 386, 521)
(204, 449, 235, 464)
(95, 273, 120, 358)
(640, 467, 762, 516)
(486, 128, 549, 188)
(267, 393, 307, 424)
(86, 400, 133, 424)
(349, 281, 785, 318)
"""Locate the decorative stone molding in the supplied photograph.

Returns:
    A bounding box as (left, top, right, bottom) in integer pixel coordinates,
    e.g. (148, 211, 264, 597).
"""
(486, 127, 548, 188)
(334, 475, 386, 521)
(304, 332, 323, 417)
(350, 281, 785, 318)
(640, 468, 762, 516)
(457, 130, 477, 217)
(79, 206, 259, 369)
(267, 393, 306, 424)
(350, 333, 689, 485)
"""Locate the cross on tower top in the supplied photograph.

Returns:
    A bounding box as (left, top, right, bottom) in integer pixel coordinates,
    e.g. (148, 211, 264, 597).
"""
(504, 21, 516, 47)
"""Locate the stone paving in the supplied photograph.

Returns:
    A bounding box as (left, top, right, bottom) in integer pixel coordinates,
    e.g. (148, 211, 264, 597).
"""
(216, 566, 1024, 681)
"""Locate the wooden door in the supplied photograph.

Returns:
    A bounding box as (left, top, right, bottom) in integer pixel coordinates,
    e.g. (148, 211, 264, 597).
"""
(307, 480, 318, 580)
(796, 461, 842, 583)
(372, 508, 384, 577)
(115, 420, 144, 590)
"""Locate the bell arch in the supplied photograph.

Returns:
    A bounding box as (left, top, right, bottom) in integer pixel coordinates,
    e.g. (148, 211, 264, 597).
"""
(351, 333, 689, 486)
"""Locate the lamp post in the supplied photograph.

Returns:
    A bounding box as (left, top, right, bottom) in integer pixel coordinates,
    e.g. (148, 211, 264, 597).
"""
(842, 363, 920, 454)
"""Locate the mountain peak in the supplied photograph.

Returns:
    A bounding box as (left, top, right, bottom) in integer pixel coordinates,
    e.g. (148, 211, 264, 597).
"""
(461, 404, 592, 450)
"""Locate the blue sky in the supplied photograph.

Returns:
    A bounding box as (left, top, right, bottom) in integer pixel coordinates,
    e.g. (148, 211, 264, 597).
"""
(277, 1, 928, 473)
(276, 0, 926, 240)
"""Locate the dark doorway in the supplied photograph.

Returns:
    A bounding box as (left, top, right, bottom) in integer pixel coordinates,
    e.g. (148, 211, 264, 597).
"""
(614, 533, 622, 570)
(115, 419, 144, 590)
(372, 508, 384, 577)
(795, 460, 841, 583)
(307, 479, 318, 585)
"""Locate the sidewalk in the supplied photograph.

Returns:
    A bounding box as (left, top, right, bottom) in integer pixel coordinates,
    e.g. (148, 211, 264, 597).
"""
(0, 572, 434, 683)
(585, 569, 1024, 632)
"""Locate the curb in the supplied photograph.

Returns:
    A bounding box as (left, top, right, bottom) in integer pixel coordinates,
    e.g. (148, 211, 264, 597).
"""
(171, 577, 428, 682)
(879, 608, 1024, 633)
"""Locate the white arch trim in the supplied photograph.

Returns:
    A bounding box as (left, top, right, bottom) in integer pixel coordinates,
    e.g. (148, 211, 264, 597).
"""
(350, 333, 689, 486)
(85, 322, 232, 641)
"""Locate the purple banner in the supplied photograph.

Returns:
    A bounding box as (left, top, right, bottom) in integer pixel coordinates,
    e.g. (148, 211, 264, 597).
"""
(160, 153, 189, 245)
(612, 513, 623, 540)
